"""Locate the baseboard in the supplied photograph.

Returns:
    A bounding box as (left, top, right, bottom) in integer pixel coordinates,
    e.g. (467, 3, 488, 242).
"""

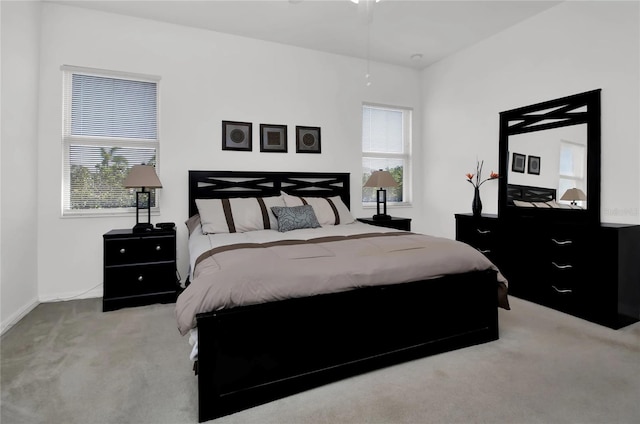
(1, 298, 39, 336)
(39, 286, 103, 303)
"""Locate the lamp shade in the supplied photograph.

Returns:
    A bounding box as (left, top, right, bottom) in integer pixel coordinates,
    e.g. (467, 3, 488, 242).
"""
(560, 188, 586, 202)
(123, 165, 162, 189)
(364, 170, 398, 188)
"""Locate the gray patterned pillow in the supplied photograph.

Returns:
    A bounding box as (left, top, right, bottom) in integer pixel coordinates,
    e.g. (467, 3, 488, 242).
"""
(271, 205, 321, 232)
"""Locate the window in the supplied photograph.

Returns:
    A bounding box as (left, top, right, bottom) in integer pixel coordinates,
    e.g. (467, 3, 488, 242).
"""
(558, 139, 586, 203)
(62, 66, 160, 216)
(361, 104, 412, 205)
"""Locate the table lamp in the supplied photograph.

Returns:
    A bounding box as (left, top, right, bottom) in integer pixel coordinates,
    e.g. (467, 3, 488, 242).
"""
(364, 169, 399, 220)
(560, 188, 586, 206)
(123, 165, 162, 232)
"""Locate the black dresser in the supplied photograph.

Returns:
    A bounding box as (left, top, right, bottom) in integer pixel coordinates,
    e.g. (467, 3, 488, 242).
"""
(456, 213, 640, 329)
(103, 228, 178, 312)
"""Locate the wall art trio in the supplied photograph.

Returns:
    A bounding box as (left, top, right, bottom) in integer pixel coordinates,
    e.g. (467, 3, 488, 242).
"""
(222, 121, 321, 154)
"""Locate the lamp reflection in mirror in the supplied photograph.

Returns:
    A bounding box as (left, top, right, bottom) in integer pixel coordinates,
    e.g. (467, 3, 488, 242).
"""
(364, 169, 398, 220)
(123, 165, 162, 232)
(560, 188, 586, 206)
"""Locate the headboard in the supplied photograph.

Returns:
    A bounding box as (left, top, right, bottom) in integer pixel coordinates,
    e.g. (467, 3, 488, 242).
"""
(507, 184, 556, 205)
(188, 170, 351, 217)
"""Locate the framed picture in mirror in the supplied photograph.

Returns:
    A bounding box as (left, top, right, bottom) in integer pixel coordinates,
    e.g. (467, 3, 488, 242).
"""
(528, 155, 541, 175)
(512, 153, 526, 173)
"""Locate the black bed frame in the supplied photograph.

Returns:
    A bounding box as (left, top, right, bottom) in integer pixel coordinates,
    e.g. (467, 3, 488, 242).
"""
(507, 183, 557, 205)
(188, 170, 500, 422)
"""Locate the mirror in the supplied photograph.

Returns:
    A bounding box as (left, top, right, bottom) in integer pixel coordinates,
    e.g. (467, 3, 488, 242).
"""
(498, 89, 601, 224)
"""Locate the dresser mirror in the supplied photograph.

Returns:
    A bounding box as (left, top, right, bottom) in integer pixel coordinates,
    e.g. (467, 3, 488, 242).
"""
(498, 89, 601, 224)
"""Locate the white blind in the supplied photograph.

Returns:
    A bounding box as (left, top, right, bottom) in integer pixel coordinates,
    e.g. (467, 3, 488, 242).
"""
(71, 74, 157, 139)
(62, 67, 160, 214)
(362, 106, 403, 153)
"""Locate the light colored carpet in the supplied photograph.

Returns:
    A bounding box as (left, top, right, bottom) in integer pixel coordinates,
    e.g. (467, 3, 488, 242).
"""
(1, 296, 639, 424)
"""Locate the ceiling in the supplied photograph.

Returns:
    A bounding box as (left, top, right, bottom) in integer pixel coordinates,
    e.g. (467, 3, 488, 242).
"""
(46, 0, 563, 69)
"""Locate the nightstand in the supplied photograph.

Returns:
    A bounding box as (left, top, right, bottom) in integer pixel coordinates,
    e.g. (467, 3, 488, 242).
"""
(454, 213, 500, 265)
(103, 228, 178, 312)
(357, 217, 411, 231)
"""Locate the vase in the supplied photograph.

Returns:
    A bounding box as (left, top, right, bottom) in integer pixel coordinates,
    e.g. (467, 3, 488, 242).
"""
(472, 187, 482, 217)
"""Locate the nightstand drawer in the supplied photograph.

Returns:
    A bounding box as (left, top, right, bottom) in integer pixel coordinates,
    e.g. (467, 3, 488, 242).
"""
(104, 262, 176, 299)
(105, 235, 175, 266)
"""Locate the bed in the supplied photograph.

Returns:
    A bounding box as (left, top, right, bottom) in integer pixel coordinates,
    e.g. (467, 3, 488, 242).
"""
(176, 170, 509, 422)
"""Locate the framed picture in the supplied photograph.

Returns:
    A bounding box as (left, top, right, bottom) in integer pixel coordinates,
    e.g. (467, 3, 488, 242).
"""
(260, 124, 287, 153)
(528, 155, 541, 175)
(296, 126, 321, 154)
(222, 120, 252, 151)
(512, 152, 526, 173)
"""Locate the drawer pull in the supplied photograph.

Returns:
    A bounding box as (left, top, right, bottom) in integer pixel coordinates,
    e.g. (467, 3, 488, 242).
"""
(156, 245, 162, 251)
(138, 275, 144, 282)
(477, 249, 491, 254)
(552, 262, 573, 270)
(119, 248, 126, 254)
(552, 238, 572, 246)
(552, 285, 573, 294)
(476, 229, 491, 235)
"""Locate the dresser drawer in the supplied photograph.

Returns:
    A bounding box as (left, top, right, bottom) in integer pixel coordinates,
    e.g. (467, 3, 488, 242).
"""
(104, 262, 176, 299)
(105, 235, 175, 266)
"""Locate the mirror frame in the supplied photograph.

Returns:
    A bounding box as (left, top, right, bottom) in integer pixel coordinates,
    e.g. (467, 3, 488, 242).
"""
(498, 89, 601, 224)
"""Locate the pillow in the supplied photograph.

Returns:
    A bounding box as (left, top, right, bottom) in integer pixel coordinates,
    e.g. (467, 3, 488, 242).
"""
(513, 200, 534, 208)
(195, 195, 286, 234)
(531, 202, 551, 208)
(271, 205, 321, 232)
(185, 214, 202, 236)
(281, 193, 355, 226)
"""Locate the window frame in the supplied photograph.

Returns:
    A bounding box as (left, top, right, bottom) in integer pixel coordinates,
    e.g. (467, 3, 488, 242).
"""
(361, 102, 412, 207)
(61, 65, 161, 217)
(557, 138, 587, 204)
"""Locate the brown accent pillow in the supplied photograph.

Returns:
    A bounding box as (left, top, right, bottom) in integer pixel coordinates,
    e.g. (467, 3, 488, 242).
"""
(185, 214, 201, 236)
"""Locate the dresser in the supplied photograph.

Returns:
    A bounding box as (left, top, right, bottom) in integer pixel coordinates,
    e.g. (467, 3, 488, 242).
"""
(103, 228, 178, 312)
(455, 213, 640, 329)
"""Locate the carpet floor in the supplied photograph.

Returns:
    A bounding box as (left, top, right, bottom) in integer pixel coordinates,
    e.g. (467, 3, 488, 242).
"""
(1, 296, 639, 424)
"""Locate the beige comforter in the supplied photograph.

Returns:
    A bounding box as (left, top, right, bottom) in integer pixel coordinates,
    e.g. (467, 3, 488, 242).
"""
(176, 232, 509, 335)
(176, 231, 509, 335)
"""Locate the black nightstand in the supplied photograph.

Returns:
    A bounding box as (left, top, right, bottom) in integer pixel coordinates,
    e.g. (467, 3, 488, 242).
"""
(103, 228, 178, 312)
(454, 213, 500, 265)
(357, 217, 411, 231)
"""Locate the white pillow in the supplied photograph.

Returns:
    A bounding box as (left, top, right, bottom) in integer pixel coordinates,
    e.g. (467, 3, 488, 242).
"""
(282, 193, 355, 225)
(513, 200, 535, 208)
(195, 195, 286, 234)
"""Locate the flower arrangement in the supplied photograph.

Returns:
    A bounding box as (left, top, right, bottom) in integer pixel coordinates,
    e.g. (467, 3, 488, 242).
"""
(466, 160, 498, 188)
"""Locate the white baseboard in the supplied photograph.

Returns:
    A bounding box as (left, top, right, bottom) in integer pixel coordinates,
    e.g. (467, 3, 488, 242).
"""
(39, 286, 103, 303)
(1, 298, 39, 336)
(1, 287, 103, 336)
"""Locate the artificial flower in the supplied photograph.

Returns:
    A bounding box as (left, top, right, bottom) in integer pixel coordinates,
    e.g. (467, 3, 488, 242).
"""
(466, 160, 498, 188)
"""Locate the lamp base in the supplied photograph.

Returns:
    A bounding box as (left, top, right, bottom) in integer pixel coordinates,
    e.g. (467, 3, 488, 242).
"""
(132, 222, 154, 233)
(372, 214, 392, 221)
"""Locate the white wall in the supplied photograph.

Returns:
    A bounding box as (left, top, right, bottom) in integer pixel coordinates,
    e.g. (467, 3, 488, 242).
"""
(421, 0, 640, 238)
(32, 3, 422, 303)
(1, 0, 41, 332)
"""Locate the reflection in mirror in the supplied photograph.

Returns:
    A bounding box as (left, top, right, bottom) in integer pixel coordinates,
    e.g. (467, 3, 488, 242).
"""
(508, 124, 587, 209)
(498, 89, 600, 224)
